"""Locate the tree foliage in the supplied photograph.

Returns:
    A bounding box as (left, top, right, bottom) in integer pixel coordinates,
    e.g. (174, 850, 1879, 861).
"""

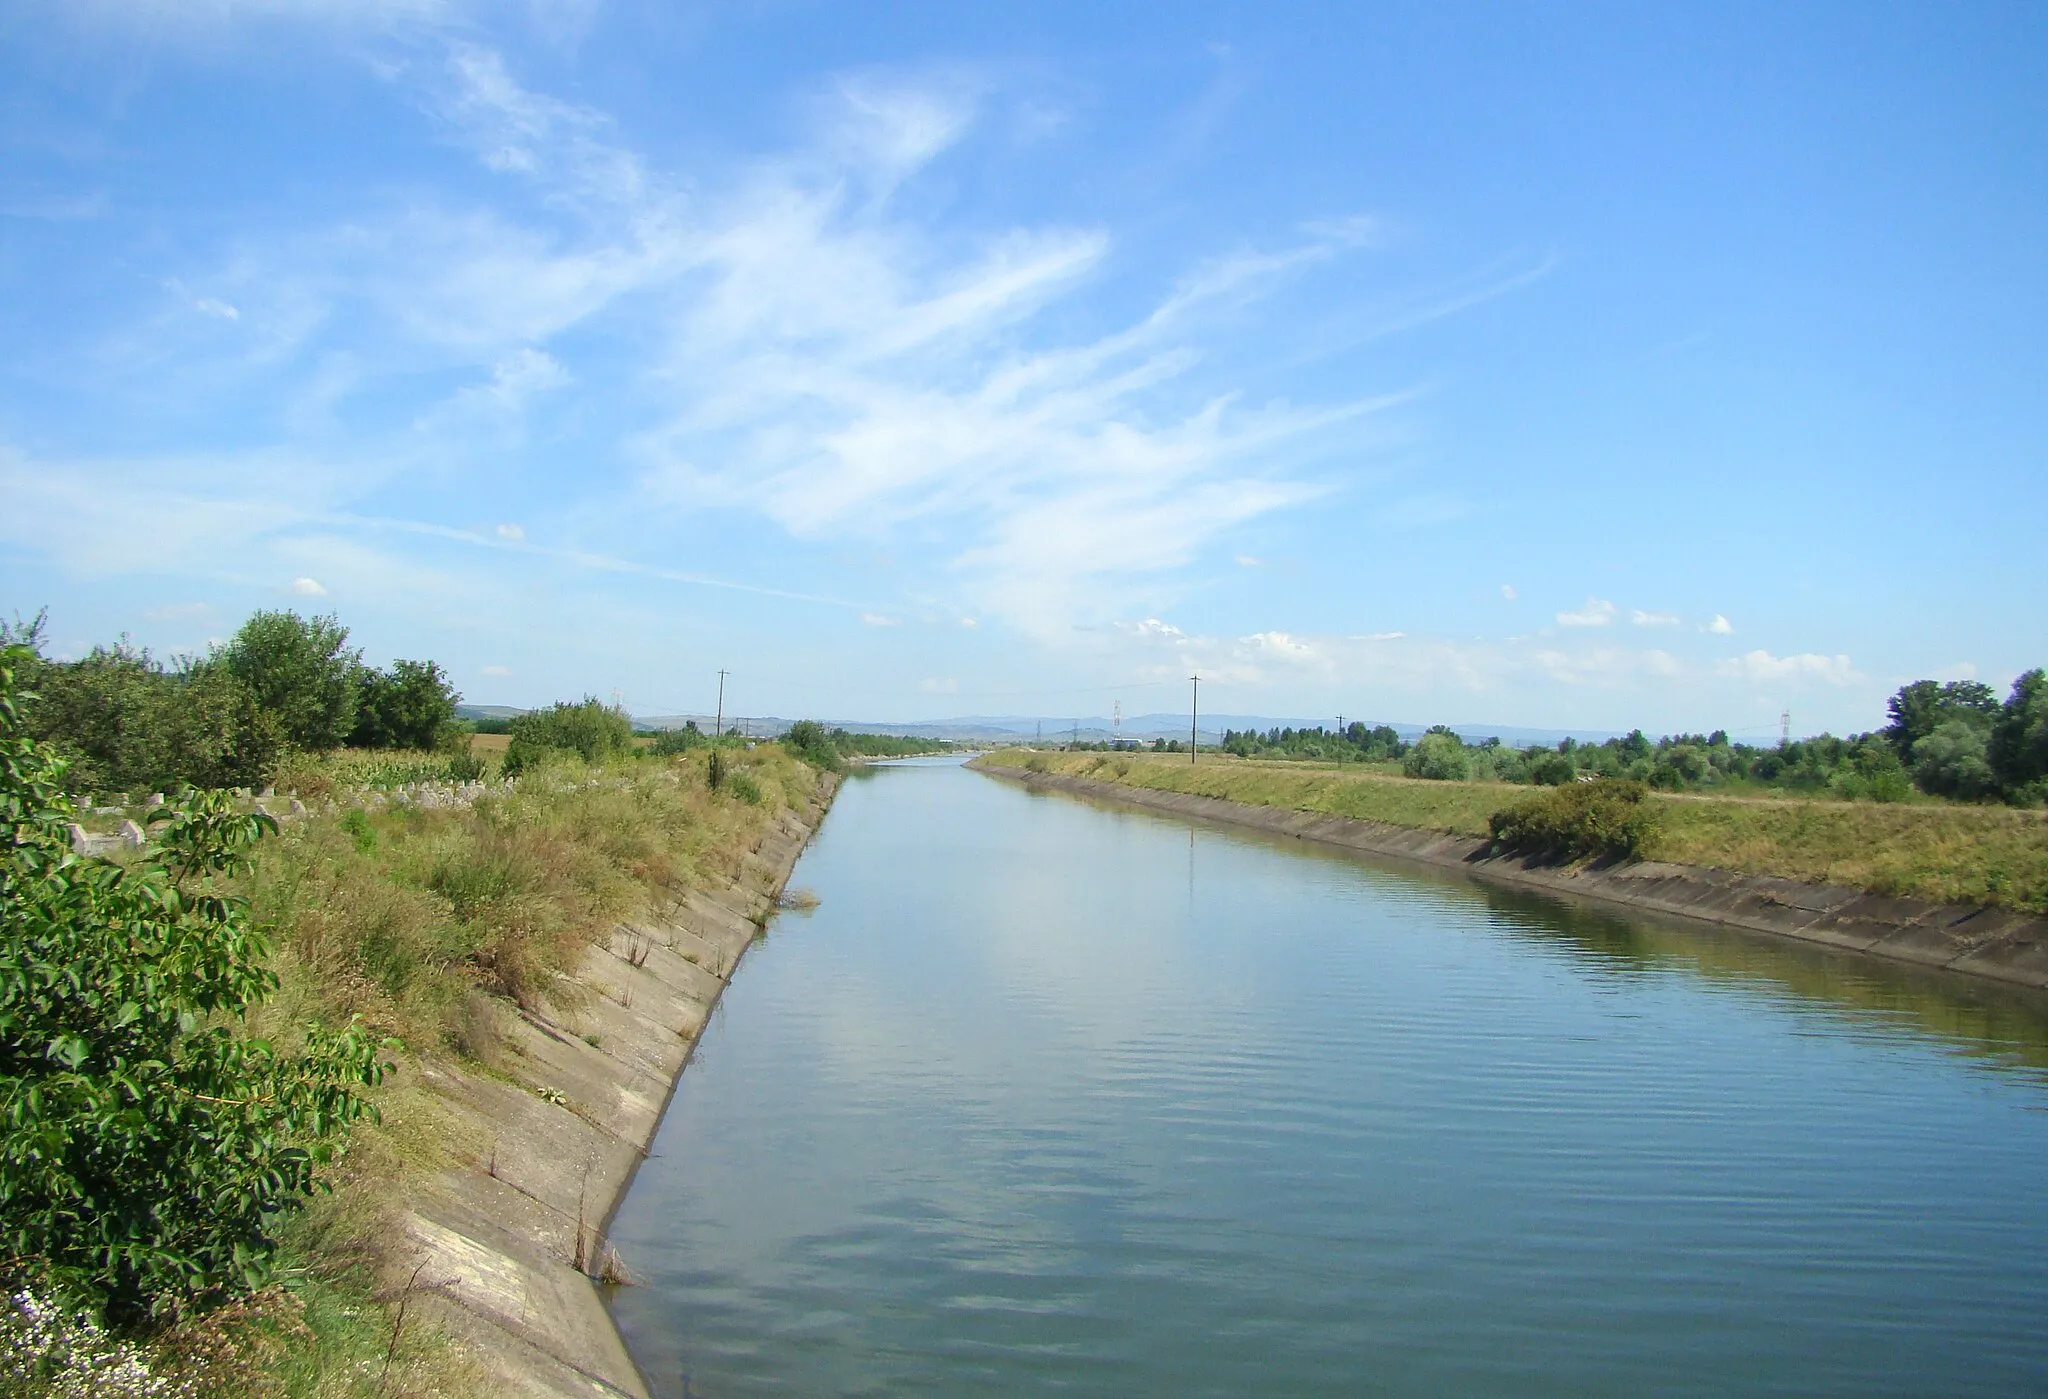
(349, 658, 459, 751)
(0, 650, 386, 1320)
(1403, 731, 1470, 781)
(210, 611, 362, 753)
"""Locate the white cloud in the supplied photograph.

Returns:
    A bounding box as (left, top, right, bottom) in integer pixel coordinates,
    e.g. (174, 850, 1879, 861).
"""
(919, 676, 959, 693)
(495, 522, 524, 540)
(481, 664, 512, 676)
(1123, 618, 1185, 640)
(1631, 609, 1679, 627)
(290, 576, 327, 596)
(1706, 614, 1733, 635)
(860, 612, 899, 626)
(193, 297, 240, 321)
(1236, 555, 1262, 567)
(1556, 597, 1616, 627)
(1717, 650, 1861, 685)
(1931, 661, 1978, 682)
(1500, 584, 1516, 601)
(959, 617, 978, 628)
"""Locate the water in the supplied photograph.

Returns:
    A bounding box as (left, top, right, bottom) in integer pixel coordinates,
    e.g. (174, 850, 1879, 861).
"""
(607, 758, 2048, 1397)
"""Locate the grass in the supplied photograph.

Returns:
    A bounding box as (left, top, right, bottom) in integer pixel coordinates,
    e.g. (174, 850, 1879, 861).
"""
(85, 743, 829, 1397)
(980, 749, 2048, 912)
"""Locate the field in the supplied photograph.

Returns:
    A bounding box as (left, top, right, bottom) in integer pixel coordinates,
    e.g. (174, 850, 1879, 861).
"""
(979, 750, 2048, 913)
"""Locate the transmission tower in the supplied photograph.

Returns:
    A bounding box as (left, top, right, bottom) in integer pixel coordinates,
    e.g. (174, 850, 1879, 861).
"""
(1780, 708, 1791, 746)
(1112, 700, 1122, 744)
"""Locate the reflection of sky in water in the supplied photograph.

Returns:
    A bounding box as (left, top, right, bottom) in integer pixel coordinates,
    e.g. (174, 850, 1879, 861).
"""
(609, 759, 2048, 1398)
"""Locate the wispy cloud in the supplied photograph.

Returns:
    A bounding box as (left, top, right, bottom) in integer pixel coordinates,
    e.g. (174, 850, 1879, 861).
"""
(1556, 597, 1616, 627)
(1631, 609, 1679, 627)
(1717, 650, 1861, 685)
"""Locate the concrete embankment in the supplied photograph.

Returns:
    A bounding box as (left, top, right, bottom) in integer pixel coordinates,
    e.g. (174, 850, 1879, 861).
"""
(974, 761, 2048, 993)
(390, 773, 840, 1398)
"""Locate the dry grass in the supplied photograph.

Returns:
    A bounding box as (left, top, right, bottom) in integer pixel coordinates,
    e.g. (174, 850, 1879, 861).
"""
(199, 745, 823, 1396)
(982, 749, 2048, 911)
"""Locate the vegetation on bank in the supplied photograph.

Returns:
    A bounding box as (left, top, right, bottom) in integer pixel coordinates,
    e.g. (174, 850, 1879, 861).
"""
(2, 610, 842, 1396)
(983, 750, 2048, 912)
(1196, 670, 2048, 807)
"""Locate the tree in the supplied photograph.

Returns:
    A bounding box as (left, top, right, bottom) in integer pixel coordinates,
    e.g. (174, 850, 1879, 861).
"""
(1989, 669, 2048, 803)
(211, 611, 362, 753)
(780, 719, 842, 772)
(1883, 679, 2000, 757)
(1403, 731, 1470, 781)
(1910, 719, 1998, 800)
(0, 649, 386, 1319)
(351, 659, 460, 751)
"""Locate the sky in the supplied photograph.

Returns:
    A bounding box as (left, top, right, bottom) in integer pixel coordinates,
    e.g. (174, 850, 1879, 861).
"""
(2, 1, 2044, 738)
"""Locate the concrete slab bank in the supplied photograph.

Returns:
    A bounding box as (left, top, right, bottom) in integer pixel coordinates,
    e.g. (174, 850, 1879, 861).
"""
(974, 762, 2048, 994)
(388, 773, 840, 1399)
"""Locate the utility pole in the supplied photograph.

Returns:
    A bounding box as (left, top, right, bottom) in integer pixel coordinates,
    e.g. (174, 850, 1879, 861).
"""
(715, 670, 728, 742)
(1336, 714, 1344, 769)
(1190, 675, 1200, 765)
(1035, 719, 1042, 747)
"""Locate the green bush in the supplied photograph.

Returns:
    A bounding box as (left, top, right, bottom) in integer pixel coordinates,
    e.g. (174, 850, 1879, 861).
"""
(0, 651, 386, 1319)
(649, 722, 706, 756)
(780, 720, 843, 772)
(725, 772, 763, 805)
(1402, 731, 1470, 781)
(210, 611, 361, 753)
(349, 658, 459, 751)
(1489, 778, 1658, 862)
(502, 698, 634, 775)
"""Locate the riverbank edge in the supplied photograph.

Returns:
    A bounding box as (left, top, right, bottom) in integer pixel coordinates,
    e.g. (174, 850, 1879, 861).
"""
(971, 759, 2048, 992)
(385, 771, 841, 1399)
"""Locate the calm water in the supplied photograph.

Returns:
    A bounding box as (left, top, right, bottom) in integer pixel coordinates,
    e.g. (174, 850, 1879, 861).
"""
(607, 758, 2048, 1397)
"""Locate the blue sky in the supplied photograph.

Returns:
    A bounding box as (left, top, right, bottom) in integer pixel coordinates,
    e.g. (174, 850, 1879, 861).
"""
(3, 2, 2043, 737)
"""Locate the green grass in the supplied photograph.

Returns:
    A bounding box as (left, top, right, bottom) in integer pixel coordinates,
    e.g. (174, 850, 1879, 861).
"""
(981, 749, 2048, 912)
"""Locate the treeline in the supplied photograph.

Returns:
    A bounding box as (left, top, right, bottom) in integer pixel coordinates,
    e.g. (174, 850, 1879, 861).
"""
(1212, 669, 2048, 805)
(2, 609, 460, 795)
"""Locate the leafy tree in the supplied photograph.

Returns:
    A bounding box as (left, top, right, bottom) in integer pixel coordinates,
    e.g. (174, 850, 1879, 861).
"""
(0, 617, 280, 795)
(1910, 719, 1998, 800)
(502, 697, 634, 774)
(350, 659, 459, 751)
(1403, 731, 1470, 781)
(0, 650, 385, 1319)
(1989, 669, 2048, 803)
(1883, 679, 2000, 757)
(211, 612, 362, 753)
(649, 721, 706, 756)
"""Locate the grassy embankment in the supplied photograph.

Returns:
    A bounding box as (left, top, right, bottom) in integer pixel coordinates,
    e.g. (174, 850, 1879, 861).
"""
(980, 749, 2048, 913)
(57, 742, 824, 1398)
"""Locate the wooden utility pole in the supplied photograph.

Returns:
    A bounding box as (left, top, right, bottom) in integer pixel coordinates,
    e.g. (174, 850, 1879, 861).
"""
(715, 670, 729, 741)
(1190, 675, 1200, 764)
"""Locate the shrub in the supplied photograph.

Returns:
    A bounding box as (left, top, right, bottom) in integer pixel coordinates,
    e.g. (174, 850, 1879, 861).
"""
(502, 698, 634, 775)
(1527, 751, 1576, 786)
(209, 611, 362, 753)
(725, 772, 763, 805)
(1990, 669, 2048, 802)
(349, 659, 459, 751)
(1402, 731, 1470, 781)
(1911, 720, 1998, 801)
(650, 722, 706, 756)
(780, 720, 842, 772)
(1489, 778, 1658, 862)
(0, 651, 387, 1319)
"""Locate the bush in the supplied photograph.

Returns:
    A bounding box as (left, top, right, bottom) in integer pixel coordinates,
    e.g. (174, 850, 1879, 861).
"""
(780, 720, 842, 773)
(1527, 751, 1576, 786)
(1489, 779, 1658, 862)
(502, 698, 634, 775)
(1911, 720, 1998, 801)
(350, 659, 459, 751)
(725, 772, 763, 805)
(649, 722, 705, 756)
(1990, 669, 2048, 802)
(1403, 731, 1470, 781)
(0, 651, 386, 1319)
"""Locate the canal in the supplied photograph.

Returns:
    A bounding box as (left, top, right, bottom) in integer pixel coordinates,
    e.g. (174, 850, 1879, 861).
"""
(606, 756, 2048, 1397)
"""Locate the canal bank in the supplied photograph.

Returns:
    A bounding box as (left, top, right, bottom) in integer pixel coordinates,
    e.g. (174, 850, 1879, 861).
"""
(972, 758, 2048, 993)
(388, 771, 839, 1399)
